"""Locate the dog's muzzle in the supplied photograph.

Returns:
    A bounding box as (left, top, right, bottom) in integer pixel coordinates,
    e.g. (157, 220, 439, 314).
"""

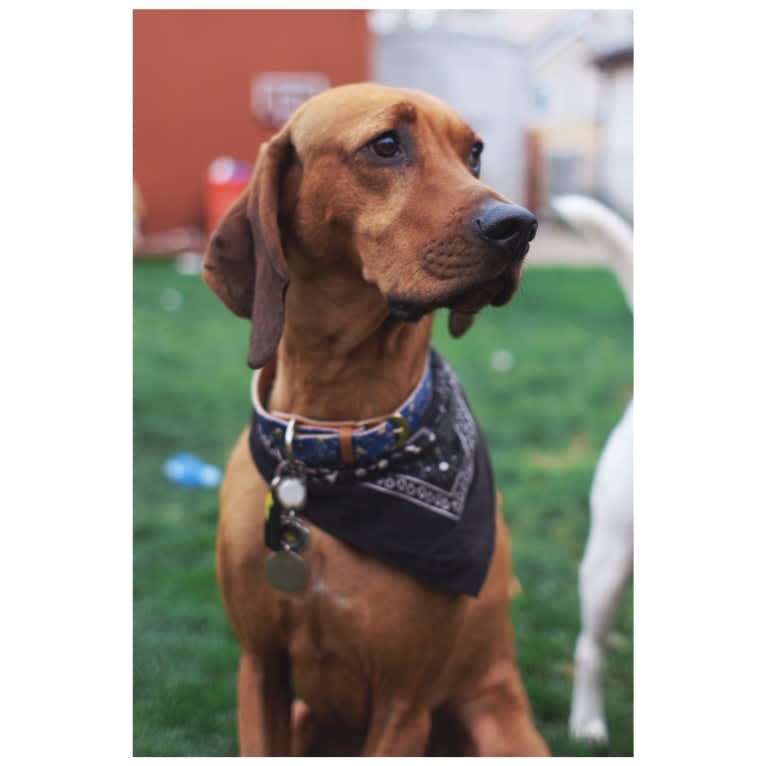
(472, 201, 538, 260)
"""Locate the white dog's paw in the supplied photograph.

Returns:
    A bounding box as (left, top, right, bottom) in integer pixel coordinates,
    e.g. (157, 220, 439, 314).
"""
(569, 714, 608, 742)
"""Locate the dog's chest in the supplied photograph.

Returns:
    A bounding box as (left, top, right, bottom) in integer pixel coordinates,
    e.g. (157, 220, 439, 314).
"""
(279, 559, 382, 723)
(277, 538, 467, 720)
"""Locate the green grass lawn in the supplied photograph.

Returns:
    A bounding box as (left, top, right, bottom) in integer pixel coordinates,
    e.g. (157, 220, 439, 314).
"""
(134, 259, 633, 756)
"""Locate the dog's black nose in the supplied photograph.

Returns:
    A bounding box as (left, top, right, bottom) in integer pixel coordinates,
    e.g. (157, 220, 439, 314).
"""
(473, 202, 538, 254)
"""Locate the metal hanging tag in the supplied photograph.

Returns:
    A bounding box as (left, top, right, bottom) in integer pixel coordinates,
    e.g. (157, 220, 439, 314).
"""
(264, 549, 308, 592)
(271, 418, 308, 509)
(272, 470, 307, 510)
(280, 512, 310, 553)
(264, 418, 312, 591)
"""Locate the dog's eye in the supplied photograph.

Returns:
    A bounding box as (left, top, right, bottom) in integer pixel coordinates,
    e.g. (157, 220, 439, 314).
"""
(468, 141, 483, 177)
(369, 131, 402, 159)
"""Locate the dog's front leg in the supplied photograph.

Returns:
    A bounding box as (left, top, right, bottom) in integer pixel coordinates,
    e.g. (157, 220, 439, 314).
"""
(362, 698, 431, 756)
(237, 651, 292, 756)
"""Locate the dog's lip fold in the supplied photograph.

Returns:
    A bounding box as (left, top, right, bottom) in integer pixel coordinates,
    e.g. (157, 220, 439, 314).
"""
(386, 298, 428, 322)
(490, 270, 516, 307)
(386, 268, 517, 321)
(449, 272, 514, 312)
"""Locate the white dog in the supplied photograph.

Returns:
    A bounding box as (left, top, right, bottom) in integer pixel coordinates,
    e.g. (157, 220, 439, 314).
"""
(551, 195, 633, 742)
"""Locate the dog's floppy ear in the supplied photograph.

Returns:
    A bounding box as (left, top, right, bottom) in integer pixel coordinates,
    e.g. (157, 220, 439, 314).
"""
(202, 190, 254, 319)
(203, 129, 292, 369)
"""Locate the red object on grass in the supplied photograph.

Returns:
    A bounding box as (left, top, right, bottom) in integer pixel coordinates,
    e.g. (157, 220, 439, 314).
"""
(205, 179, 247, 234)
(205, 157, 251, 234)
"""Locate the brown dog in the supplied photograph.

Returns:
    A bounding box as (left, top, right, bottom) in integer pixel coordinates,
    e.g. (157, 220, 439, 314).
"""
(203, 83, 548, 756)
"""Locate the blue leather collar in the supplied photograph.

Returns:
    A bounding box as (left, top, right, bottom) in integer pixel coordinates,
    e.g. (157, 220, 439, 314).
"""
(251, 354, 433, 467)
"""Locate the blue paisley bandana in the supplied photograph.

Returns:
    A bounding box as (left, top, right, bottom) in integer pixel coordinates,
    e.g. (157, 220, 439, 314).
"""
(249, 349, 496, 597)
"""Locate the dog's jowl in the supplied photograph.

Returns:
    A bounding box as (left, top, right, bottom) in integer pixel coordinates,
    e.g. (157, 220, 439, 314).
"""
(203, 83, 548, 757)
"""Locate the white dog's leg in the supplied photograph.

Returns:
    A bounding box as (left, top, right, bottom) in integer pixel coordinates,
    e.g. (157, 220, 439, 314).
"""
(570, 405, 633, 742)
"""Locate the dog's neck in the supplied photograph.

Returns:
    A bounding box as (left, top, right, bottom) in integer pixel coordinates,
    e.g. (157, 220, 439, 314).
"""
(268, 273, 432, 422)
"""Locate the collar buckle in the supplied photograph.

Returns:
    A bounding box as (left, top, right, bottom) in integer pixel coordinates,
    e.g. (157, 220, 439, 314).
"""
(387, 413, 409, 448)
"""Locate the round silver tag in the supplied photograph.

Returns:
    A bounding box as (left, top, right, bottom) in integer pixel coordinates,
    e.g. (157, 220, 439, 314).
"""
(274, 476, 307, 509)
(264, 550, 308, 592)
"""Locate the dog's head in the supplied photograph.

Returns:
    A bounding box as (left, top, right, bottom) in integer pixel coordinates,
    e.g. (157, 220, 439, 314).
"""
(203, 83, 537, 368)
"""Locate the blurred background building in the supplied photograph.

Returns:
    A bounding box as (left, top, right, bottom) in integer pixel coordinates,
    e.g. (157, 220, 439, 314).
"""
(133, 9, 632, 251)
(371, 9, 633, 219)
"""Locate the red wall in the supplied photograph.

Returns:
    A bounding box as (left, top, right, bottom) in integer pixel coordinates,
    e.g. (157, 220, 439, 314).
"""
(133, 10, 369, 233)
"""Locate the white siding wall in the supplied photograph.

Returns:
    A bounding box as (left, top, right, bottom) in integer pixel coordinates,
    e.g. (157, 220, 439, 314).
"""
(598, 66, 633, 217)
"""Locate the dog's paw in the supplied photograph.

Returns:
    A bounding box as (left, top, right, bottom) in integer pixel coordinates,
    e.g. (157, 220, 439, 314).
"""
(569, 714, 608, 743)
